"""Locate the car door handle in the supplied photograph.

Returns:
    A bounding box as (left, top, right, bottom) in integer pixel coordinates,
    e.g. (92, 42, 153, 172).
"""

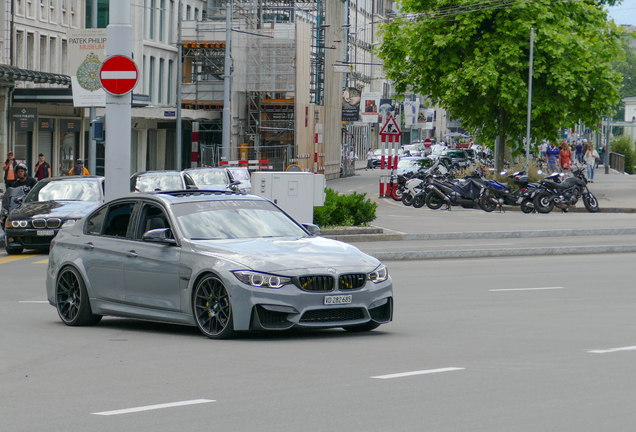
(84, 243, 94, 250)
(126, 250, 138, 258)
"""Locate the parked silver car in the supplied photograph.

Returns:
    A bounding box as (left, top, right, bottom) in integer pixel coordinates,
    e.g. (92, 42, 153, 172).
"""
(46, 191, 393, 339)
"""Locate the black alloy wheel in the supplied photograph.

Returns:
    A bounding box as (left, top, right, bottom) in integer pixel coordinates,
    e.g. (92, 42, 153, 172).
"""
(56, 267, 102, 326)
(583, 193, 599, 213)
(402, 192, 414, 206)
(425, 192, 445, 210)
(412, 192, 427, 208)
(533, 191, 554, 214)
(479, 192, 497, 212)
(520, 198, 534, 214)
(193, 275, 235, 339)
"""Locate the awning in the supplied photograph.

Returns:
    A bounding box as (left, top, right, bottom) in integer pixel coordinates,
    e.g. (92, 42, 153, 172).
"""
(0, 65, 71, 85)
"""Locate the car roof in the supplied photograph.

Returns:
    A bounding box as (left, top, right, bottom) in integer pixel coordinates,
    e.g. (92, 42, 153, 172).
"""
(40, 176, 104, 182)
(128, 190, 269, 206)
(183, 167, 228, 172)
(131, 171, 183, 178)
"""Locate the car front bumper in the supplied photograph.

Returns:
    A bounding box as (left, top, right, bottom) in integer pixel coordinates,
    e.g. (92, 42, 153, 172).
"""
(4, 227, 59, 249)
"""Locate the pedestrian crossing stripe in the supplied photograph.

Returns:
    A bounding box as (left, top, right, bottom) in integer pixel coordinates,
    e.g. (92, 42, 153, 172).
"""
(0, 254, 42, 265)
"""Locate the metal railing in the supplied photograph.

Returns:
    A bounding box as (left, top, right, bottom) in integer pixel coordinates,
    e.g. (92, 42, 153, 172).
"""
(609, 152, 625, 173)
(199, 144, 293, 171)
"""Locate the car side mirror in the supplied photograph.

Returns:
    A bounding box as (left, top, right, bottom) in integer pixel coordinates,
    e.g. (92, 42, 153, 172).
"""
(142, 228, 177, 245)
(303, 223, 321, 236)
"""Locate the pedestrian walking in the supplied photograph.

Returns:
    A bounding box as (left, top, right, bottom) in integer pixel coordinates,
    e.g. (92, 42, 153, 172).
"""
(366, 148, 374, 170)
(546, 142, 560, 174)
(540, 141, 547, 161)
(584, 144, 599, 182)
(560, 143, 572, 173)
(3, 151, 18, 188)
(34, 153, 51, 181)
(68, 159, 89, 176)
(575, 140, 584, 164)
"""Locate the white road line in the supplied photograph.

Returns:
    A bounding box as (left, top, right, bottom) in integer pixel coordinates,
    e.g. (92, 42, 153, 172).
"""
(587, 346, 636, 354)
(19, 301, 49, 303)
(92, 399, 215, 416)
(371, 367, 464, 380)
(489, 287, 564, 292)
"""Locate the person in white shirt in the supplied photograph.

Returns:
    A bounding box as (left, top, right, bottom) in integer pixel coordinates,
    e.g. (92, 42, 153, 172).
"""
(365, 149, 374, 170)
(583, 143, 599, 182)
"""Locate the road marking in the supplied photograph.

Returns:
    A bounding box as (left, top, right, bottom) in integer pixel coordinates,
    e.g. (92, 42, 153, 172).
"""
(33, 258, 49, 264)
(371, 367, 464, 380)
(92, 399, 215, 416)
(0, 254, 40, 265)
(588, 346, 636, 354)
(19, 301, 49, 304)
(489, 287, 564, 292)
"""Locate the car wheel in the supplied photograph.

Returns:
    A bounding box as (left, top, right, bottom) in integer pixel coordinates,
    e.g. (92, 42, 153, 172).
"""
(343, 322, 380, 332)
(5, 246, 23, 255)
(193, 275, 236, 339)
(56, 266, 102, 326)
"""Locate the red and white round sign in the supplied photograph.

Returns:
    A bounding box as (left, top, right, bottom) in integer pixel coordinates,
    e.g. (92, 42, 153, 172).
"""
(99, 55, 138, 96)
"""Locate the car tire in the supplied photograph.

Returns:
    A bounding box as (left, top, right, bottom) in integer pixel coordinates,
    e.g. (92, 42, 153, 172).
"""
(193, 275, 236, 339)
(56, 266, 102, 326)
(5, 246, 23, 255)
(343, 322, 380, 332)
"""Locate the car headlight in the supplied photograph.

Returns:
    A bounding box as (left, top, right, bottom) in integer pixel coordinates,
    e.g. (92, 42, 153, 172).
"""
(233, 271, 291, 289)
(62, 219, 80, 228)
(9, 220, 29, 228)
(367, 265, 389, 283)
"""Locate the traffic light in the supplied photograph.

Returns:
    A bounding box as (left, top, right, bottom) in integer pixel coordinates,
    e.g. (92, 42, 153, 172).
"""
(91, 117, 105, 142)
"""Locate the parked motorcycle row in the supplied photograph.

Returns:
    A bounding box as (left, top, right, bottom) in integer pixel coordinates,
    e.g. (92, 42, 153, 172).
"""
(391, 160, 599, 214)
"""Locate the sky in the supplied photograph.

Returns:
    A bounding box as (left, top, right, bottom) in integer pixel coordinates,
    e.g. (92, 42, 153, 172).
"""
(608, 2, 636, 26)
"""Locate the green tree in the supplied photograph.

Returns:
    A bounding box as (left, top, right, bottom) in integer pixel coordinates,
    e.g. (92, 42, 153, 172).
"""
(379, 0, 624, 166)
(611, 36, 636, 121)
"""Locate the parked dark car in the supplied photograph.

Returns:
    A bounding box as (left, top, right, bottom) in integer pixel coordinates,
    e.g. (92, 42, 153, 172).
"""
(4, 176, 105, 254)
(130, 171, 197, 193)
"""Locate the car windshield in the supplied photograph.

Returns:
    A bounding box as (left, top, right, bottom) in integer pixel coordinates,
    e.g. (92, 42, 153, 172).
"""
(398, 159, 432, 169)
(25, 180, 101, 203)
(445, 151, 465, 158)
(173, 200, 307, 240)
(133, 175, 183, 192)
(228, 169, 250, 181)
(187, 170, 229, 186)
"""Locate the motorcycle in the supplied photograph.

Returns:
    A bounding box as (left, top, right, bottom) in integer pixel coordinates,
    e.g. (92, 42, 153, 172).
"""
(402, 159, 450, 206)
(424, 173, 485, 210)
(392, 171, 421, 202)
(532, 164, 599, 213)
(1, 186, 27, 231)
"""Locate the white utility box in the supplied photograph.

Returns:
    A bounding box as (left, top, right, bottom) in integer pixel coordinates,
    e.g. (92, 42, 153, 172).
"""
(251, 172, 326, 224)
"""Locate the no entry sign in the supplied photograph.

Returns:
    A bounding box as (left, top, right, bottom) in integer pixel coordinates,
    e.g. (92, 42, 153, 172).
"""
(99, 55, 138, 96)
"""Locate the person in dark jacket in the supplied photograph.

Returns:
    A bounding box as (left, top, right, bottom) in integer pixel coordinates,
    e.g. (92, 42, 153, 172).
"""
(34, 153, 51, 181)
(3, 151, 18, 188)
(12, 163, 37, 193)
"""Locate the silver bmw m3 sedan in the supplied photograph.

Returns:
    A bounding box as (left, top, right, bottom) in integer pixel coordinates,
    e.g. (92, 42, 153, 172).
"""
(46, 191, 393, 338)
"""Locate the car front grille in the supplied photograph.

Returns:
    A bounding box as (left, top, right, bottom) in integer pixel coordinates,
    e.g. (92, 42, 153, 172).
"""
(295, 276, 334, 292)
(32, 219, 46, 228)
(299, 308, 365, 323)
(338, 274, 367, 290)
(46, 218, 61, 228)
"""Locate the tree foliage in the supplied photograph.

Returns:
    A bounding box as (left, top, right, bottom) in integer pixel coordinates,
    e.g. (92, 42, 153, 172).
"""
(378, 0, 624, 154)
(611, 35, 636, 121)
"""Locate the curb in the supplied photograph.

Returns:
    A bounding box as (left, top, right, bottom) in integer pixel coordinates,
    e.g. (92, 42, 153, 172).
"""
(370, 244, 636, 261)
(501, 206, 636, 214)
(326, 227, 636, 243)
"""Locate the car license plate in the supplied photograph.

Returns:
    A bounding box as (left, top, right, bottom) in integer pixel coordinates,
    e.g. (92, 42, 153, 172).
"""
(324, 295, 352, 305)
(37, 230, 54, 236)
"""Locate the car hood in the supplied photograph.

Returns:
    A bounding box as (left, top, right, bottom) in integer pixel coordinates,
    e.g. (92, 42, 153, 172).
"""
(189, 236, 380, 274)
(10, 200, 101, 220)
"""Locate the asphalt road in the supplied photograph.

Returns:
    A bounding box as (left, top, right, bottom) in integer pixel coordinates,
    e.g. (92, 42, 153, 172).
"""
(2, 251, 636, 431)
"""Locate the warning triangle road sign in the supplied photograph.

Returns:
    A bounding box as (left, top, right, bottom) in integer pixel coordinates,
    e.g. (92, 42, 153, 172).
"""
(379, 115, 402, 136)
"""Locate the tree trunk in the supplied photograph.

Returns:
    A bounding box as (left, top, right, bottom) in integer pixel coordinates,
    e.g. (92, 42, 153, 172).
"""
(497, 107, 506, 171)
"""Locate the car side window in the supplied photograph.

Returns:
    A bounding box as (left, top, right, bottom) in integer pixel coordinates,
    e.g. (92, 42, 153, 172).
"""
(86, 206, 108, 235)
(135, 203, 173, 240)
(103, 202, 136, 238)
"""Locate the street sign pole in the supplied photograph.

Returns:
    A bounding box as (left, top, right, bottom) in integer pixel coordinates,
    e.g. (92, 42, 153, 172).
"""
(104, 0, 133, 201)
